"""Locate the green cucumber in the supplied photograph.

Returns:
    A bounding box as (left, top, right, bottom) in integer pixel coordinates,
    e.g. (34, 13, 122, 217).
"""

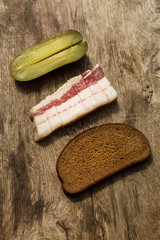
(9, 30, 88, 81)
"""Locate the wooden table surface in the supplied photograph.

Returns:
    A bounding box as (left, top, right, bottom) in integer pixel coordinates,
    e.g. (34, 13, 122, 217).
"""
(1, 0, 160, 239)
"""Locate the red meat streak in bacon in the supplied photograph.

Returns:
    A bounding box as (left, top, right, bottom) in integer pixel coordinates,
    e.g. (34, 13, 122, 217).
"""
(32, 67, 104, 118)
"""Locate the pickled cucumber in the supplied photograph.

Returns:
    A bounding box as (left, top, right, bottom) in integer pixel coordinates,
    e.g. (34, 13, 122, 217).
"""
(9, 30, 88, 81)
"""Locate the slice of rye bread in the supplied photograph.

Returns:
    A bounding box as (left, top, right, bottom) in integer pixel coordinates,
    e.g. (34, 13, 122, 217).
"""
(56, 123, 151, 194)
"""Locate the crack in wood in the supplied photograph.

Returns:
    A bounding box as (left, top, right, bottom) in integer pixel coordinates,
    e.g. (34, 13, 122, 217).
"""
(90, 190, 104, 240)
(56, 221, 72, 240)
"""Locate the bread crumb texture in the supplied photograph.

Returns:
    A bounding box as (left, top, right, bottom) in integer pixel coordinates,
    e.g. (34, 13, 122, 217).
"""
(57, 124, 151, 194)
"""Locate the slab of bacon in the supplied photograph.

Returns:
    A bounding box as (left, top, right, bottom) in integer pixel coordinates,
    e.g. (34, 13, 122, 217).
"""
(30, 65, 118, 141)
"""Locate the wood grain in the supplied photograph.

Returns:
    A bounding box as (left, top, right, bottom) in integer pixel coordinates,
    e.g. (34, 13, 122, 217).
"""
(1, 0, 160, 239)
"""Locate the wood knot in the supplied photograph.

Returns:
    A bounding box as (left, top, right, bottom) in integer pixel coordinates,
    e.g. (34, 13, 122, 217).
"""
(141, 85, 153, 102)
(155, 8, 160, 13)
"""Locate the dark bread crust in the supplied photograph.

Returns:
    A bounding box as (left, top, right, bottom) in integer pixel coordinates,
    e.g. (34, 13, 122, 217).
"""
(56, 123, 151, 194)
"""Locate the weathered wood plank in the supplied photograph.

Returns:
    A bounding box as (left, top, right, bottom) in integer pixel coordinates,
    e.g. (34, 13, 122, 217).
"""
(1, 0, 160, 239)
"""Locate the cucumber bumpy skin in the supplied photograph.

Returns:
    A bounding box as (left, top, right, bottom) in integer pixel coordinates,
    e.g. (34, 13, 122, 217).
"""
(9, 30, 88, 81)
